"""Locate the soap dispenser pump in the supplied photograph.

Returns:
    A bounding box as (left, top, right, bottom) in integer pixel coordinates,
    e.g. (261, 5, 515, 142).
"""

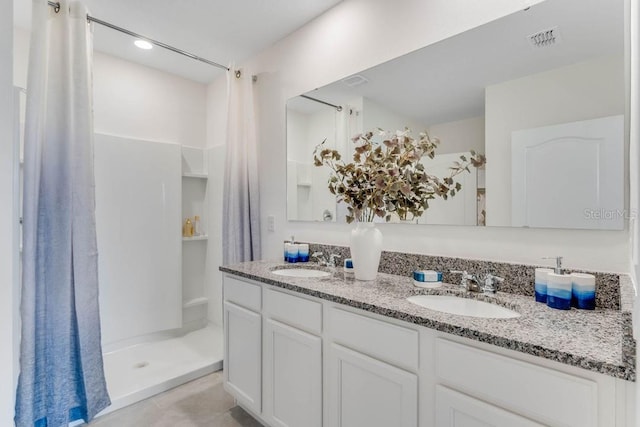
(543, 256, 572, 310)
(544, 256, 565, 274)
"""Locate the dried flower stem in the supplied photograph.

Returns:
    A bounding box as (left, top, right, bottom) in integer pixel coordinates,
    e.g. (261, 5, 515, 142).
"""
(314, 128, 486, 223)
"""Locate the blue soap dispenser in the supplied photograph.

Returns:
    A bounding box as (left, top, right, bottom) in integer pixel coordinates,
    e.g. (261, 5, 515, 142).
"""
(544, 256, 572, 310)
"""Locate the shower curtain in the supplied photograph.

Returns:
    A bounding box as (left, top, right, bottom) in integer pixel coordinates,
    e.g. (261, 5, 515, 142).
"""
(223, 68, 262, 264)
(15, 1, 111, 426)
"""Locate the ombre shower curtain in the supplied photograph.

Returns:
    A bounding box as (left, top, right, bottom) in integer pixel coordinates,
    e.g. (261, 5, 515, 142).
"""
(15, 1, 110, 426)
(223, 68, 262, 264)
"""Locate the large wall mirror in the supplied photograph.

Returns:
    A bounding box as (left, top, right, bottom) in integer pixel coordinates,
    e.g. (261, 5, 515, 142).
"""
(286, 0, 626, 230)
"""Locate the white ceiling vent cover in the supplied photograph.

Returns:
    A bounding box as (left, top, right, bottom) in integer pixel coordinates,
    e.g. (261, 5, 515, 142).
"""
(342, 75, 368, 87)
(527, 26, 561, 48)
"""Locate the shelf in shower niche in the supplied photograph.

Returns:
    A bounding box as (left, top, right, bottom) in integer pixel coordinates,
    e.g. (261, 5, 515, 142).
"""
(182, 235, 208, 242)
(182, 172, 208, 179)
(183, 297, 209, 309)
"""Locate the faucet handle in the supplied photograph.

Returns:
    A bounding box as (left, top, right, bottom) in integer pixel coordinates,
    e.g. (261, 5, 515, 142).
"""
(450, 270, 474, 278)
(482, 273, 504, 294)
(450, 270, 472, 288)
(312, 252, 325, 264)
(328, 254, 341, 267)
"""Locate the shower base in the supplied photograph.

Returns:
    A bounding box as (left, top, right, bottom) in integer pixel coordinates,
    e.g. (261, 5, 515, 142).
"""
(97, 323, 223, 416)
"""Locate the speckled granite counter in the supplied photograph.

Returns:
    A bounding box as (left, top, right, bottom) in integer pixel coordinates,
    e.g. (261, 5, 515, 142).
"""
(220, 260, 636, 381)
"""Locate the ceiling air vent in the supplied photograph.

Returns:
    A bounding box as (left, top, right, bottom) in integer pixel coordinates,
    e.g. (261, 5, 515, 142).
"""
(527, 26, 561, 48)
(342, 75, 368, 87)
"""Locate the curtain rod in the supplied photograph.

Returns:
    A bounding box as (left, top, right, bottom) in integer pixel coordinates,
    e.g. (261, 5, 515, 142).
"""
(47, 1, 230, 71)
(300, 94, 343, 112)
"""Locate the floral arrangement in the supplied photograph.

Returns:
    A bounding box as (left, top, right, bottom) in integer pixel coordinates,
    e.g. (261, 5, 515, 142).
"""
(313, 128, 486, 223)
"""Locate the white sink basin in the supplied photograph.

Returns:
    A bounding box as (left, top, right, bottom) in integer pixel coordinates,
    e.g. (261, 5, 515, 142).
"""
(406, 295, 520, 319)
(272, 268, 331, 278)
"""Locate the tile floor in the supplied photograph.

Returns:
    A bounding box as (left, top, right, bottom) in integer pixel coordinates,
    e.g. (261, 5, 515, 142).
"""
(88, 372, 263, 427)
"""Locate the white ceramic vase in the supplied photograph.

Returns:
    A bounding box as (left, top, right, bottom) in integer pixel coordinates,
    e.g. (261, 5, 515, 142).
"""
(349, 222, 383, 281)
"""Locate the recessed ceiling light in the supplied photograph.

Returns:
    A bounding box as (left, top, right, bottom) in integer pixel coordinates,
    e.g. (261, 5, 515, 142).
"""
(134, 40, 153, 50)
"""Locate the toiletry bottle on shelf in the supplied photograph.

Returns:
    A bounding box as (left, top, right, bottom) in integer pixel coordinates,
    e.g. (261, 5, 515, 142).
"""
(193, 215, 201, 236)
(184, 218, 194, 238)
(543, 256, 572, 310)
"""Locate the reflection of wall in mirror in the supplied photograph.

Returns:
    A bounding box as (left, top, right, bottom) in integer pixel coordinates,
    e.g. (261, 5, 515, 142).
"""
(415, 117, 484, 226)
(485, 54, 624, 227)
(356, 99, 485, 225)
(290, 96, 487, 225)
(428, 116, 484, 156)
(286, 106, 341, 221)
(362, 96, 426, 135)
(477, 188, 486, 227)
(362, 100, 485, 226)
(417, 152, 478, 226)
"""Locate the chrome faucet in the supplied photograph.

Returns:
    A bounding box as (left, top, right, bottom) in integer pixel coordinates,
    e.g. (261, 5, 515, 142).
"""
(450, 270, 504, 294)
(312, 252, 341, 267)
(451, 270, 481, 292)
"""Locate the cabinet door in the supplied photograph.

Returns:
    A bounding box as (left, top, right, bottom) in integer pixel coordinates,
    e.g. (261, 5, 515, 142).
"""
(264, 319, 322, 427)
(435, 386, 543, 427)
(328, 343, 417, 427)
(224, 301, 262, 414)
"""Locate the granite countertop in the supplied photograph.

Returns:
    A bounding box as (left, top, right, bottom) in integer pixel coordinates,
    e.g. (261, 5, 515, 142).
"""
(220, 260, 636, 381)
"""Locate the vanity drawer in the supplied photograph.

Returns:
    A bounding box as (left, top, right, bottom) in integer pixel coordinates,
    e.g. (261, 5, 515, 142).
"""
(224, 275, 262, 312)
(264, 288, 322, 335)
(328, 307, 418, 372)
(435, 338, 598, 427)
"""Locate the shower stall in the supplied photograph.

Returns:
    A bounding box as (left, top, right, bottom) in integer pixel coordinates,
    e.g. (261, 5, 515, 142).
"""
(13, 87, 225, 415)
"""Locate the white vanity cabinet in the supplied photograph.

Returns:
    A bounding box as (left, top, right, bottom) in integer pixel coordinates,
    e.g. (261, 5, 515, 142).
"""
(420, 331, 629, 427)
(222, 273, 633, 427)
(328, 343, 418, 427)
(263, 288, 323, 427)
(223, 274, 323, 426)
(435, 385, 544, 427)
(432, 338, 602, 427)
(223, 276, 262, 415)
(327, 307, 419, 427)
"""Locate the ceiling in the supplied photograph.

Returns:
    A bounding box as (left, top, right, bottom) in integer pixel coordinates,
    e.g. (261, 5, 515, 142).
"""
(14, 0, 343, 83)
(289, 0, 624, 126)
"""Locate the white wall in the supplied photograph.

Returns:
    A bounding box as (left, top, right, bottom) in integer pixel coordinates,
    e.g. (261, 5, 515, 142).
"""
(287, 109, 310, 162)
(14, 28, 208, 149)
(95, 135, 183, 348)
(208, 0, 631, 273)
(287, 107, 341, 221)
(486, 55, 625, 226)
(1, 0, 14, 424)
(308, 109, 338, 221)
(429, 116, 484, 155)
(206, 146, 225, 324)
(362, 97, 427, 135)
(286, 109, 310, 220)
(203, 69, 227, 326)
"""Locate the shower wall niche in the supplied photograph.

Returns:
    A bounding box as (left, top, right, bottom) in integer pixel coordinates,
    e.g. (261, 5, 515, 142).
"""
(181, 147, 210, 331)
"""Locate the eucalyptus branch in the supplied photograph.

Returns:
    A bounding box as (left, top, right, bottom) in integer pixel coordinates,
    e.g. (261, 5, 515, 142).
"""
(313, 129, 486, 223)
